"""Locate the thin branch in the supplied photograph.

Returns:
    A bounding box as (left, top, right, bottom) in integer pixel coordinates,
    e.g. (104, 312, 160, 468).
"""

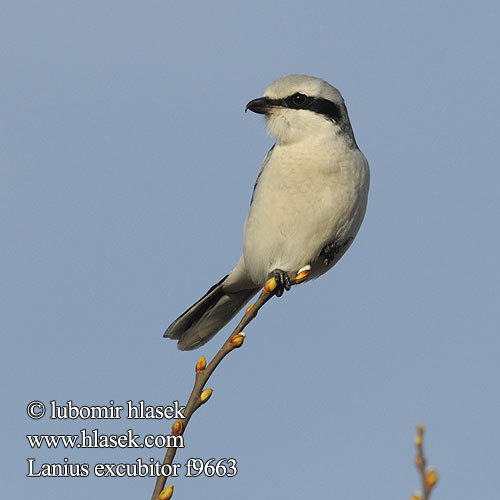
(412, 423, 438, 500)
(151, 269, 307, 500)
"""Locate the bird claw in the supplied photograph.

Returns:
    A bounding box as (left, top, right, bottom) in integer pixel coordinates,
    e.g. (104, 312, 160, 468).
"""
(321, 238, 354, 266)
(321, 241, 341, 266)
(269, 269, 291, 297)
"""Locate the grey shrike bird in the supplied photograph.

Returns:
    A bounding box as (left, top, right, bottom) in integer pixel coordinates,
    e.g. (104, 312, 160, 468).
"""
(165, 74, 370, 350)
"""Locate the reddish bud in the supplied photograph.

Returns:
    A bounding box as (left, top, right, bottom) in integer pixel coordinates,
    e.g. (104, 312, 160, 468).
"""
(195, 356, 206, 373)
(171, 419, 183, 436)
(230, 332, 246, 348)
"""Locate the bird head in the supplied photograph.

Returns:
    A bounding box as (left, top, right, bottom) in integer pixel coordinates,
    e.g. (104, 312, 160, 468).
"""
(246, 74, 356, 146)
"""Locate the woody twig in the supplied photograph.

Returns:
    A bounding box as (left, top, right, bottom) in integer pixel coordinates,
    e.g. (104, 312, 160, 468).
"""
(151, 267, 311, 500)
(411, 423, 439, 500)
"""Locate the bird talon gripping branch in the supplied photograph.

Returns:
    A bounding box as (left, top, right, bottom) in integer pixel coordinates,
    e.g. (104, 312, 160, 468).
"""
(269, 269, 292, 297)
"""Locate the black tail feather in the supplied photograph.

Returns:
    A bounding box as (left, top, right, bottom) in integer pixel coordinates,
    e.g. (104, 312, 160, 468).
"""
(164, 275, 258, 350)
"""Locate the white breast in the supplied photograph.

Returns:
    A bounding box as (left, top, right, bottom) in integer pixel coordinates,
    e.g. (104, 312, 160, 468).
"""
(243, 137, 369, 285)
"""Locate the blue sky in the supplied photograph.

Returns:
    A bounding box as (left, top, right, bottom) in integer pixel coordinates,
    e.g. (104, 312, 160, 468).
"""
(2, 1, 499, 499)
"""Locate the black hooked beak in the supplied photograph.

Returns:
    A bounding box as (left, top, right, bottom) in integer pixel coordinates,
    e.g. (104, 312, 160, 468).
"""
(245, 97, 276, 115)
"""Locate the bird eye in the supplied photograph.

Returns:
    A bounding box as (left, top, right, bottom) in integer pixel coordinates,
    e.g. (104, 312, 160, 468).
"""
(288, 92, 308, 108)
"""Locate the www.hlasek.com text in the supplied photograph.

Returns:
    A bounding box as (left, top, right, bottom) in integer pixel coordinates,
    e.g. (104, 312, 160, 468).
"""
(27, 429, 184, 449)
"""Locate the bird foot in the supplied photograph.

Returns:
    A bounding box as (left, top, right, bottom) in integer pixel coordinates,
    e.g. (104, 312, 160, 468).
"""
(321, 237, 354, 266)
(268, 269, 291, 297)
(264, 265, 311, 297)
(321, 241, 342, 267)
